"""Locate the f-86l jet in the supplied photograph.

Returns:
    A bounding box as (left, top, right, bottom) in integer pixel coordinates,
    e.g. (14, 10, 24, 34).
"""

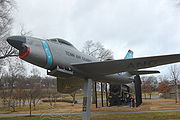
(7, 36, 180, 119)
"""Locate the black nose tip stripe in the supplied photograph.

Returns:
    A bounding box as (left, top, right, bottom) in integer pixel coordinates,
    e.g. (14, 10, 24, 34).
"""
(7, 36, 26, 50)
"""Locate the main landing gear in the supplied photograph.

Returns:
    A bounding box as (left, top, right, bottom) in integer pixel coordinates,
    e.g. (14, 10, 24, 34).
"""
(82, 78, 92, 120)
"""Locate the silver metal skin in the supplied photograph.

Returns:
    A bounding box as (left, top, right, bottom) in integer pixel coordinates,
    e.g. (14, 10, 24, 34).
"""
(23, 36, 47, 67)
(7, 36, 134, 83)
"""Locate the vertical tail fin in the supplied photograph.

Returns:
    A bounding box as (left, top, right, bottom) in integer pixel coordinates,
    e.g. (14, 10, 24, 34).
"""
(117, 50, 134, 75)
(124, 50, 133, 59)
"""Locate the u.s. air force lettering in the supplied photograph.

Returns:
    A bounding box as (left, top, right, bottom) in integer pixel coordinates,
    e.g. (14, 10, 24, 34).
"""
(65, 51, 91, 62)
(127, 60, 157, 69)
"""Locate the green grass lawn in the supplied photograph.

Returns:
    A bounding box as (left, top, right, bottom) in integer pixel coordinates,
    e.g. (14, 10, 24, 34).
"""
(0, 115, 81, 120)
(1, 112, 180, 120)
(92, 112, 180, 120)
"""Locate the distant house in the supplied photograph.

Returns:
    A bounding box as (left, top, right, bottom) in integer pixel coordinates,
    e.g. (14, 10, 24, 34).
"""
(161, 84, 180, 99)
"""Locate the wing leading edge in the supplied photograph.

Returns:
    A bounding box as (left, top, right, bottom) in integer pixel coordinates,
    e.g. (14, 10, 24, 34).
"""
(72, 54, 180, 75)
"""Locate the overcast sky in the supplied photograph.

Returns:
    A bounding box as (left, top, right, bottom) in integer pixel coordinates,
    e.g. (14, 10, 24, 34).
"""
(12, 0, 180, 76)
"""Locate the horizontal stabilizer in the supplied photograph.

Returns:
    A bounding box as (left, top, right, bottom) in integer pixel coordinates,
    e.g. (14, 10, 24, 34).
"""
(130, 70, 160, 75)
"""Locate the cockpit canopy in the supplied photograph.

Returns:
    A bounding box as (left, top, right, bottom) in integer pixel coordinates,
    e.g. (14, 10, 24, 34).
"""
(48, 38, 75, 48)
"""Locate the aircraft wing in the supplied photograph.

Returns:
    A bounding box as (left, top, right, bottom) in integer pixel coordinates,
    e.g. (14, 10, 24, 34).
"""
(72, 54, 180, 75)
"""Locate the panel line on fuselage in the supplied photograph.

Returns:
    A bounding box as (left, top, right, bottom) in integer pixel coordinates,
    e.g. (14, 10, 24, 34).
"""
(41, 40, 53, 69)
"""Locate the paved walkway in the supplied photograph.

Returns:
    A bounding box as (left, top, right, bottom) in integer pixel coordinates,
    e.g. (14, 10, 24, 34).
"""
(1, 109, 180, 117)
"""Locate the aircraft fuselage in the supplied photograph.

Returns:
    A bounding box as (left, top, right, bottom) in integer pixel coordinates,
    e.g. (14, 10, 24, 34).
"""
(7, 36, 133, 84)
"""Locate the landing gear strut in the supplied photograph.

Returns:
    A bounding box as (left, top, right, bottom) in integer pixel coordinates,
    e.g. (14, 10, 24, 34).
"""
(134, 75, 142, 107)
(82, 78, 92, 120)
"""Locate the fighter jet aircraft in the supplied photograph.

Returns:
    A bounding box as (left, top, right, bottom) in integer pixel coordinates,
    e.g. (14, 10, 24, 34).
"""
(7, 36, 180, 88)
(6, 36, 180, 119)
(6, 36, 180, 92)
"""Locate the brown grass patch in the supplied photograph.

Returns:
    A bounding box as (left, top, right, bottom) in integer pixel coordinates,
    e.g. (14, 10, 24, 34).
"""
(1, 98, 180, 114)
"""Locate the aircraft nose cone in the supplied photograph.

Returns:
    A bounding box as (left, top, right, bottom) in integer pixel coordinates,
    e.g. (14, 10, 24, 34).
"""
(7, 36, 26, 50)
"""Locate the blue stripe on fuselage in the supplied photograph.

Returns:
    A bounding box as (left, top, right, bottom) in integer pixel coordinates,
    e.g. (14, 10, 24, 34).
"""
(41, 40, 53, 69)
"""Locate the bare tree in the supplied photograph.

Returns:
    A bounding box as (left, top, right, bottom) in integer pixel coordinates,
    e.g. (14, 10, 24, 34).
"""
(0, 74, 9, 107)
(82, 40, 113, 104)
(0, 0, 15, 38)
(0, 74, 26, 111)
(30, 67, 41, 77)
(0, 0, 17, 59)
(25, 76, 42, 116)
(29, 68, 43, 108)
(5, 57, 26, 111)
(141, 76, 158, 99)
(82, 40, 113, 61)
(19, 24, 32, 36)
(13, 75, 27, 107)
(0, 0, 16, 101)
(44, 77, 56, 106)
(169, 65, 180, 103)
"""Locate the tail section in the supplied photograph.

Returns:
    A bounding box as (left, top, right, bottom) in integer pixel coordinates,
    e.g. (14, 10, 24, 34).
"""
(124, 50, 160, 76)
(117, 50, 134, 76)
(124, 50, 133, 59)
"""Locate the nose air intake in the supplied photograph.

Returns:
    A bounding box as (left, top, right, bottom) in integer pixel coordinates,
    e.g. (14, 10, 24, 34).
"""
(7, 36, 26, 50)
